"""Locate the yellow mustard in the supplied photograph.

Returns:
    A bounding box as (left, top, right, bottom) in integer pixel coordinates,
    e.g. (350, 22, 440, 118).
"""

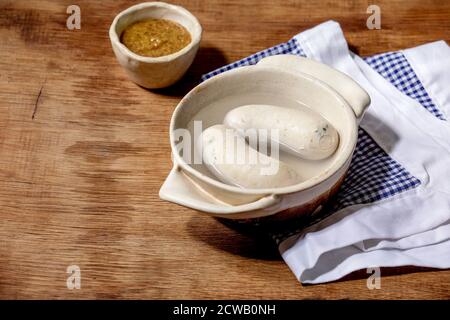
(121, 19, 191, 58)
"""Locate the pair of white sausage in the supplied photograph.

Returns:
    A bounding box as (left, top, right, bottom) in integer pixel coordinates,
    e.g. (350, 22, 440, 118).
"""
(198, 104, 339, 189)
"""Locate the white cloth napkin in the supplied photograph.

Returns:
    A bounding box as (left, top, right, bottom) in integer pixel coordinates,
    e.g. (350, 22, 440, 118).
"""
(280, 21, 450, 283)
(201, 20, 450, 284)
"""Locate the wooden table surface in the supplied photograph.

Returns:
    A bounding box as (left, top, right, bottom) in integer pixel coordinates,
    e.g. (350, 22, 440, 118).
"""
(0, 0, 449, 299)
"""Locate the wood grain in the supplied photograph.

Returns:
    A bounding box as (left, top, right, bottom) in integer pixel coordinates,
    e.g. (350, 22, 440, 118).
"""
(0, 0, 449, 299)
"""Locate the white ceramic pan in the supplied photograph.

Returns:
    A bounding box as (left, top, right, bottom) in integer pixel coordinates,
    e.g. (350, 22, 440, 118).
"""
(159, 55, 370, 220)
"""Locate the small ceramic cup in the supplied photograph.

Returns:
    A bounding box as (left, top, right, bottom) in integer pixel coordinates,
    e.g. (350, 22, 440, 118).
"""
(109, 2, 202, 89)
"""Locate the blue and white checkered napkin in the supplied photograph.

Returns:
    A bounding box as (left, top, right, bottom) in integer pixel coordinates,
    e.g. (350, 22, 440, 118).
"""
(202, 21, 450, 283)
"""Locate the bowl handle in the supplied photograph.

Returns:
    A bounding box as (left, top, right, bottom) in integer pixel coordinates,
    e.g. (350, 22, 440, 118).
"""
(159, 166, 280, 215)
(257, 55, 371, 121)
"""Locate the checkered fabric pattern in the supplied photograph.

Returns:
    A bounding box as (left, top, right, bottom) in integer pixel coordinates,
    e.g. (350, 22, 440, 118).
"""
(364, 52, 446, 120)
(201, 36, 445, 241)
(331, 128, 421, 211)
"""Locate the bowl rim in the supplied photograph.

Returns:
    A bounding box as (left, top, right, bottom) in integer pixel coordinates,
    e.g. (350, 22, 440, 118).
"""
(169, 65, 359, 195)
(109, 1, 202, 63)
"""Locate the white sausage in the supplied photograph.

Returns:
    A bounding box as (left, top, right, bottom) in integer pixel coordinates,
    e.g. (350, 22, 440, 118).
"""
(224, 104, 339, 160)
(198, 125, 300, 189)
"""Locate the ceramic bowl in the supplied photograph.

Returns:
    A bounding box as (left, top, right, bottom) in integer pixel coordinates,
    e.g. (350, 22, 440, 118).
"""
(109, 2, 202, 89)
(160, 55, 370, 220)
